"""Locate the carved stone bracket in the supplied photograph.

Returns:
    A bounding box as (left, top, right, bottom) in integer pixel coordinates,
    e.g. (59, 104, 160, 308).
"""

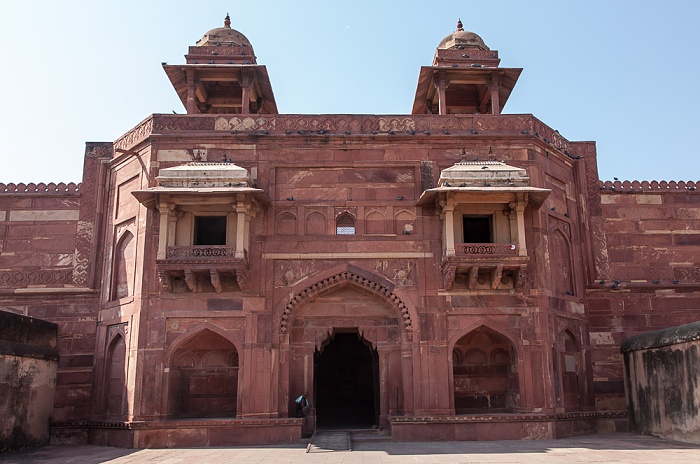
(184, 270, 197, 293)
(236, 270, 250, 291)
(491, 265, 503, 290)
(443, 265, 457, 290)
(467, 266, 479, 290)
(210, 270, 222, 293)
(513, 268, 526, 289)
(158, 269, 173, 292)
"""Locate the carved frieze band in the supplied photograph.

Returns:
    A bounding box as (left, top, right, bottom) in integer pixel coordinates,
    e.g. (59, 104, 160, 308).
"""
(0, 269, 73, 287)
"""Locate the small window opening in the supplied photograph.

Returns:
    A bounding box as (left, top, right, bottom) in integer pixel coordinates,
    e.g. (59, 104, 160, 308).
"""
(194, 216, 227, 245)
(463, 215, 492, 243)
(336, 213, 356, 235)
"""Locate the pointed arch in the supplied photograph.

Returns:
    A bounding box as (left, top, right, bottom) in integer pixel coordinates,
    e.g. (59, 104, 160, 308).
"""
(165, 322, 241, 366)
(279, 266, 414, 334)
(111, 230, 136, 301)
(105, 334, 127, 417)
(451, 324, 520, 413)
(365, 211, 386, 235)
(550, 228, 574, 296)
(394, 209, 415, 235)
(335, 212, 356, 235)
(305, 211, 326, 235)
(166, 326, 239, 418)
(276, 211, 297, 235)
(557, 328, 582, 409)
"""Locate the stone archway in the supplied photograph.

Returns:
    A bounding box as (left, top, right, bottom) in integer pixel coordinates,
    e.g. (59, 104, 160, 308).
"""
(167, 329, 239, 418)
(284, 276, 411, 428)
(452, 325, 519, 413)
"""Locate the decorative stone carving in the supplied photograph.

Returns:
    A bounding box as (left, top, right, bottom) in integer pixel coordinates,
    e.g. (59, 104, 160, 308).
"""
(184, 270, 197, 293)
(280, 270, 414, 334)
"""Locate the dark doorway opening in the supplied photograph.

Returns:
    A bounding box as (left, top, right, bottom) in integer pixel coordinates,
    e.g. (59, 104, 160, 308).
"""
(314, 331, 379, 428)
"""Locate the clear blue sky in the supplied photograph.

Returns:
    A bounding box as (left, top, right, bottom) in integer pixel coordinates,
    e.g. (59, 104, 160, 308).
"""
(1, 1, 699, 183)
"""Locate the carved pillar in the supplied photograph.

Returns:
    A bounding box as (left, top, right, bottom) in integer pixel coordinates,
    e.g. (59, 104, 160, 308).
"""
(157, 199, 170, 260)
(490, 73, 501, 115)
(442, 199, 456, 257)
(508, 201, 518, 246)
(239, 69, 254, 115)
(378, 347, 390, 426)
(186, 70, 196, 114)
(235, 201, 247, 260)
(515, 194, 527, 256)
(437, 73, 448, 115)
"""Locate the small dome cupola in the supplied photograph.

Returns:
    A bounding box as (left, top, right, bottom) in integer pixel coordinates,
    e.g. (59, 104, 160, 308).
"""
(437, 19, 489, 51)
(411, 18, 522, 116)
(162, 14, 278, 115)
(196, 13, 254, 51)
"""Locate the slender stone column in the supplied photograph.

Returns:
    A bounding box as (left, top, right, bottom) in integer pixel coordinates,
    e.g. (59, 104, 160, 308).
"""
(157, 199, 171, 259)
(443, 200, 456, 257)
(235, 202, 247, 259)
(490, 73, 501, 115)
(516, 194, 527, 256)
(378, 347, 390, 426)
(437, 73, 448, 115)
(186, 70, 196, 114)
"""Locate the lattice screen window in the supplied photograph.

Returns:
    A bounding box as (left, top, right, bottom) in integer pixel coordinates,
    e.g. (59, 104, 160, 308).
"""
(336, 213, 356, 235)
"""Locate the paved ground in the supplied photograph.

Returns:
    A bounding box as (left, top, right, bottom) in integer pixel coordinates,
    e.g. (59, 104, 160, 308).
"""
(1, 433, 699, 463)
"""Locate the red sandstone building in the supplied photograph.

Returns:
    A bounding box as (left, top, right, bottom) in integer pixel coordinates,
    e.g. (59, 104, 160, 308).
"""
(1, 17, 699, 447)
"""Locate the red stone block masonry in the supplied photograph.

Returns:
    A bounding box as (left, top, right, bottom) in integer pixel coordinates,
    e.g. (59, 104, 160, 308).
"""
(1, 16, 699, 447)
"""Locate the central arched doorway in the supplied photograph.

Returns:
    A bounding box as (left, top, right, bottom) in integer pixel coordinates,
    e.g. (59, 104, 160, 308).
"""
(314, 331, 379, 428)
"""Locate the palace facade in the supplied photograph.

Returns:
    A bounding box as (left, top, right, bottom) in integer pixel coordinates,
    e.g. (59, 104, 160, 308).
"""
(2, 17, 700, 447)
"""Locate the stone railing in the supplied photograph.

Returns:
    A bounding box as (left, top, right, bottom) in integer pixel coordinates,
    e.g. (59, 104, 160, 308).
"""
(599, 180, 699, 192)
(166, 246, 238, 259)
(455, 243, 518, 256)
(0, 182, 81, 194)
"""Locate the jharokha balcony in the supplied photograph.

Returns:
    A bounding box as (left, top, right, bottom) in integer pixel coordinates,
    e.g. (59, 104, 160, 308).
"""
(156, 245, 250, 293)
(442, 243, 528, 291)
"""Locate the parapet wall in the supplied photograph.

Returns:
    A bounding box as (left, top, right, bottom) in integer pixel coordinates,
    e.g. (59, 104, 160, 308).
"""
(621, 321, 700, 444)
(0, 310, 59, 451)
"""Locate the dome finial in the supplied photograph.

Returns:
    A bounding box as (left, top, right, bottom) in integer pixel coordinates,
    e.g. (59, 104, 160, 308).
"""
(456, 18, 464, 32)
(224, 13, 231, 28)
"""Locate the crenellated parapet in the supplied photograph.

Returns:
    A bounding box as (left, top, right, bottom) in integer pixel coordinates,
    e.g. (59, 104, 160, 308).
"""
(0, 182, 81, 194)
(598, 179, 699, 192)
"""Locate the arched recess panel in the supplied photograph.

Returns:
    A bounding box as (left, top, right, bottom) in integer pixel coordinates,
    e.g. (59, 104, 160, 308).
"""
(550, 229, 574, 296)
(305, 211, 326, 235)
(276, 212, 297, 235)
(111, 231, 135, 300)
(453, 326, 519, 413)
(559, 329, 581, 409)
(168, 329, 239, 418)
(365, 211, 386, 235)
(105, 334, 127, 417)
(394, 210, 414, 235)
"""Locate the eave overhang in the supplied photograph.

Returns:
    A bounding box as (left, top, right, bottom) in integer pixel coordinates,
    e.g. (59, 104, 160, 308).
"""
(416, 186, 551, 208)
(132, 186, 270, 209)
(163, 63, 278, 114)
(412, 66, 522, 114)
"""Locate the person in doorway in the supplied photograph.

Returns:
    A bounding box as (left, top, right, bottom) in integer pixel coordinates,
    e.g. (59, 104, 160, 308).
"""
(295, 394, 310, 417)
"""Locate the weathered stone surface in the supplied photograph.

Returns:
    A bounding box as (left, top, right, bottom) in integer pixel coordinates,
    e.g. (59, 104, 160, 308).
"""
(622, 322, 700, 444)
(0, 311, 58, 451)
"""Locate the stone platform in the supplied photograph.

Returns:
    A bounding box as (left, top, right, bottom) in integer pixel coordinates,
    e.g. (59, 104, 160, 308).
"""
(1, 433, 699, 464)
